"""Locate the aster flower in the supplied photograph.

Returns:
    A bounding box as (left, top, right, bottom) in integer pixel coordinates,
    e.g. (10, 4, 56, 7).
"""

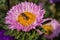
(0, 30, 15, 40)
(42, 19, 60, 39)
(5, 2, 45, 32)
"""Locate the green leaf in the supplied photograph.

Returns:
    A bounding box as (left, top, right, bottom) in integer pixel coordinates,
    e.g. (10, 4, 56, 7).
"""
(0, 9, 7, 29)
(0, 0, 7, 10)
(4, 30, 14, 35)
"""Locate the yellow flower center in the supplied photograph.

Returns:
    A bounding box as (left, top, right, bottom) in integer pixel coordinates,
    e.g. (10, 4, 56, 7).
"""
(17, 12, 36, 27)
(42, 24, 53, 35)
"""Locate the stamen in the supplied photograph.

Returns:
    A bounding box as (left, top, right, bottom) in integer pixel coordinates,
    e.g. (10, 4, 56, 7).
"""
(17, 12, 36, 27)
(42, 24, 53, 35)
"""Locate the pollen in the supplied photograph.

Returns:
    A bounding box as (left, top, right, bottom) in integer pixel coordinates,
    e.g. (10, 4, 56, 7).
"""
(17, 12, 36, 27)
(42, 24, 53, 35)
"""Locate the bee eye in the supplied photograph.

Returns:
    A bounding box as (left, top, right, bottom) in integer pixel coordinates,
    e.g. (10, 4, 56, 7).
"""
(21, 13, 26, 16)
(21, 13, 29, 20)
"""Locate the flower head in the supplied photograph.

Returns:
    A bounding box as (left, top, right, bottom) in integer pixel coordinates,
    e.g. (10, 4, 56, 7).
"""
(42, 19, 60, 39)
(5, 2, 45, 32)
(0, 30, 15, 40)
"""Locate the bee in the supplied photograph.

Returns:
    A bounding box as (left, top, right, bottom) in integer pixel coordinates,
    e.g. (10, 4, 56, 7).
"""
(21, 13, 29, 20)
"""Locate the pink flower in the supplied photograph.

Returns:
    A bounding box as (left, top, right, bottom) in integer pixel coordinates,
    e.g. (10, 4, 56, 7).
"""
(42, 19, 60, 39)
(5, 2, 45, 32)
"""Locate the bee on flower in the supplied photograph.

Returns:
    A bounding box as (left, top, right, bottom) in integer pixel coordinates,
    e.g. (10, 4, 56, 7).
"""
(5, 2, 45, 32)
